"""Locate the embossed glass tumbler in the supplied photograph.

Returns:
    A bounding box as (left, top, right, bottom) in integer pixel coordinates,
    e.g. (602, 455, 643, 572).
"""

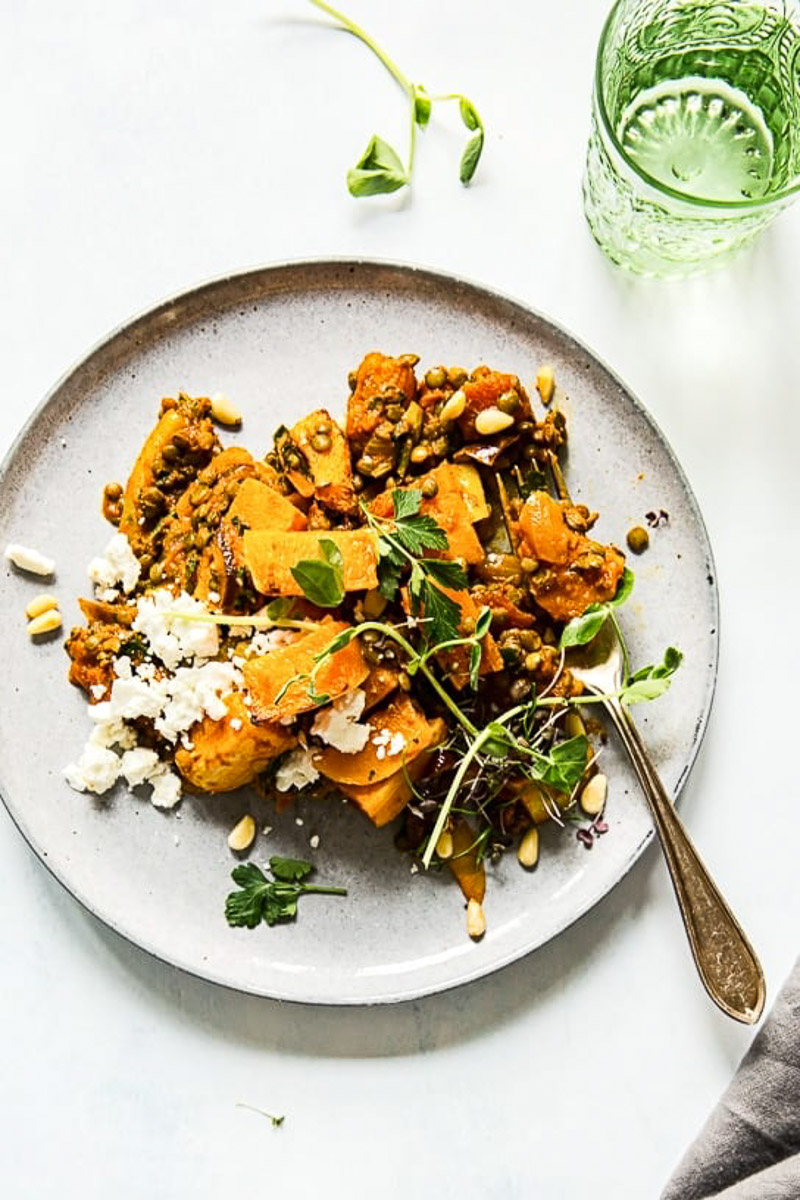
(583, 0, 800, 276)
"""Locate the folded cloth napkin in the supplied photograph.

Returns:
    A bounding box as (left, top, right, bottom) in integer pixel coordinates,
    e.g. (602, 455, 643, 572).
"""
(662, 959, 800, 1199)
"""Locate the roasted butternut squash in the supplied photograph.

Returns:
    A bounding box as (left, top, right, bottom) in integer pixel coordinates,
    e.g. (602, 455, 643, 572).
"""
(517, 490, 625, 622)
(175, 693, 295, 792)
(448, 817, 486, 903)
(244, 622, 369, 722)
(227, 477, 307, 532)
(243, 529, 379, 596)
(314, 695, 445, 786)
(340, 739, 444, 827)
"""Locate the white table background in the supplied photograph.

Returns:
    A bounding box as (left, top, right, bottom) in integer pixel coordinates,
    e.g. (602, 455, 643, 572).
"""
(2, 2, 799, 1197)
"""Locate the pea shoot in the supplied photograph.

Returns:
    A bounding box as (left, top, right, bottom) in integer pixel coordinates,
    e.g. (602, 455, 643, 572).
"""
(309, 0, 486, 196)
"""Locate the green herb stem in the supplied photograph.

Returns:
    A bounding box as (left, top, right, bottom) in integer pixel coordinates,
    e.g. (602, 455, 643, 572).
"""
(310, 0, 411, 92)
(422, 725, 493, 869)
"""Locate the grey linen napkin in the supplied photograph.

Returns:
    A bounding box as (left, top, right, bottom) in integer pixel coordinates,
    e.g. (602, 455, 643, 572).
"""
(661, 960, 800, 1199)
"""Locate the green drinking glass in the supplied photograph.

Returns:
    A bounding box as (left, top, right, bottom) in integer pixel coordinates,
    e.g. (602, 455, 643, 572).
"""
(583, 0, 800, 276)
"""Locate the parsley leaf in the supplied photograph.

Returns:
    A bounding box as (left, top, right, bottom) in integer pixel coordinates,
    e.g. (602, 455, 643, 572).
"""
(392, 513, 449, 556)
(290, 537, 345, 607)
(392, 488, 423, 520)
(422, 558, 468, 590)
(419, 579, 462, 646)
(225, 857, 347, 930)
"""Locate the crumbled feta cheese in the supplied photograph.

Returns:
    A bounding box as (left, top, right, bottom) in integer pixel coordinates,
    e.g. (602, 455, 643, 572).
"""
(232, 656, 246, 669)
(87, 532, 140, 598)
(309, 834, 320, 850)
(376, 745, 386, 761)
(5, 542, 55, 577)
(149, 768, 182, 809)
(208, 591, 220, 604)
(88, 718, 137, 751)
(132, 588, 219, 669)
(311, 688, 370, 753)
(113, 655, 133, 680)
(274, 748, 319, 793)
(249, 629, 296, 656)
(371, 728, 391, 748)
(90, 683, 107, 700)
(230, 717, 243, 731)
(119, 746, 160, 788)
(387, 732, 406, 757)
(64, 745, 120, 795)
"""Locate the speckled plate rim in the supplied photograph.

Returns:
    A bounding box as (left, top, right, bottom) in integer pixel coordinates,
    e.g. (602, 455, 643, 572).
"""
(0, 258, 719, 1005)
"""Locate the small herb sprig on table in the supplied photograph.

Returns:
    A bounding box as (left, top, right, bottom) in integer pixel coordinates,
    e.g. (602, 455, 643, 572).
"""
(225, 856, 347, 929)
(309, 0, 485, 195)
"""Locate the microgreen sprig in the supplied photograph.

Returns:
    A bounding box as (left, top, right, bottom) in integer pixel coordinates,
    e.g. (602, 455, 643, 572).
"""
(310, 0, 485, 195)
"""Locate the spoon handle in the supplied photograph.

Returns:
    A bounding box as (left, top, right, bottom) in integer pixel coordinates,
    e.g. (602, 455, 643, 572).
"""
(600, 694, 766, 1024)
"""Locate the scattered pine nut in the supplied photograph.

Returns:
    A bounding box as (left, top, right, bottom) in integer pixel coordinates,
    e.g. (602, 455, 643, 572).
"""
(210, 392, 243, 427)
(435, 829, 454, 860)
(580, 772, 608, 817)
(475, 407, 515, 436)
(536, 364, 555, 405)
(227, 814, 256, 852)
(517, 826, 540, 869)
(467, 898, 486, 940)
(25, 593, 60, 620)
(27, 610, 63, 637)
(5, 542, 55, 577)
(564, 710, 586, 740)
(440, 389, 466, 423)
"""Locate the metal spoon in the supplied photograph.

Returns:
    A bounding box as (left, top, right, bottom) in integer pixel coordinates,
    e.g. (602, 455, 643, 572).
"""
(568, 624, 766, 1024)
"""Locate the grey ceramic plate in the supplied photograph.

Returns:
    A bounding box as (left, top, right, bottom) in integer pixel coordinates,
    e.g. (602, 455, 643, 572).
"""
(0, 261, 717, 1004)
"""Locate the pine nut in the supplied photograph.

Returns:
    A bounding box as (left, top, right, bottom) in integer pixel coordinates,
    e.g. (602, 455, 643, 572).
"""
(25, 593, 60, 620)
(580, 772, 608, 817)
(435, 829, 454, 860)
(475, 407, 515, 436)
(5, 542, 55, 577)
(467, 898, 486, 940)
(439, 389, 466, 423)
(517, 826, 540, 869)
(227, 813, 256, 852)
(536, 364, 555, 405)
(564, 710, 586, 740)
(27, 610, 63, 637)
(210, 392, 243, 427)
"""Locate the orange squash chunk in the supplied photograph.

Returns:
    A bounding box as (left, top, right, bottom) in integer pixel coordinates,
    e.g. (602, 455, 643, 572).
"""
(244, 622, 368, 722)
(227, 477, 307, 532)
(175, 693, 295, 793)
(314, 695, 444, 786)
(517, 491, 625, 622)
(340, 737, 444, 827)
(448, 817, 486, 903)
(243, 529, 379, 596)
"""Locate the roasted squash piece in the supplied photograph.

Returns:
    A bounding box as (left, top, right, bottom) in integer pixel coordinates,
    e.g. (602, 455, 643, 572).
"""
(448, 817, 486, 903)
(313, 695, 444, 786)
(438, 463, 491, 523)
(227, 477, 307, 532)
(289, 410, 356, 513)
(457, 366, 534, 442)
(244, 622, 368, 722)
(401, 583, 503, 690)
(175, 693, 295, 793)
(517, 491, 625, 622)
(346, 351, 419, 458)
(340, 738, 444, 827)
(360, 665, 400, 712)
(119, 395, 219, 558)
(371, 481, 484, 565)
(243, 529, 379, 596)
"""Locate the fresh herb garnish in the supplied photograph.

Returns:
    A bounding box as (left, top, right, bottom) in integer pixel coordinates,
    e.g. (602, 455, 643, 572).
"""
(290, 537, 345, 608)
(559, 568, 635, 651)
(224, 857, 347, 929)
(236, 1103, 285, 1128)
(621, 646, 683, 706)
(309, 0, 485, 196)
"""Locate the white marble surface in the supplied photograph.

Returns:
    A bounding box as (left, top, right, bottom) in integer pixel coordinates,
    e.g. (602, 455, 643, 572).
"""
(2, 2, 799, 1196)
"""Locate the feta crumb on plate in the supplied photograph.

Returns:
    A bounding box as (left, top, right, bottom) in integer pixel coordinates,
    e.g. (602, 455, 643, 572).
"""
(311, 688, 370, 753)
(87, 532, 140, 599)
(63, 744, 120, 795)
(275, 747, 320, 793)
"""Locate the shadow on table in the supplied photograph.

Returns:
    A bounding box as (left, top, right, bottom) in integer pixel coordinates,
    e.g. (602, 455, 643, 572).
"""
(74, 831, 664, 1059)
